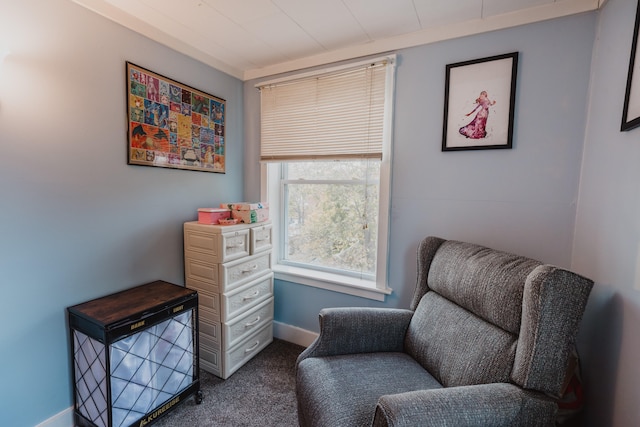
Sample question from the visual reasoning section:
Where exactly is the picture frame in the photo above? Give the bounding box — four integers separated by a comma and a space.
126, 62, 226, 173
442, 52, 518, 151
621, 0, 640, 132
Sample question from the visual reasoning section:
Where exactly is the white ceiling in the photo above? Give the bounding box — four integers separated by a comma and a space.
73, 0, 602, 80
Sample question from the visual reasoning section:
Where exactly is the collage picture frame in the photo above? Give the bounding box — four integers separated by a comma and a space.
126, 62, 226, 173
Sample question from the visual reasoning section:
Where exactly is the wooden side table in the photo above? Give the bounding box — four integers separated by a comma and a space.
68, 280, 202, 427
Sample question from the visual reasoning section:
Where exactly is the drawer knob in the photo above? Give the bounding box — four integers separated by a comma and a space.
242, 290, 260, 300
242, 264, 259, 273
226, 242, 245, 249
245, 316, 261, 327
245, 340, 260, 353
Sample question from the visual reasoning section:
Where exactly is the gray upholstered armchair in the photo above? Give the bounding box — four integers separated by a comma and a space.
296, 236, 593, 426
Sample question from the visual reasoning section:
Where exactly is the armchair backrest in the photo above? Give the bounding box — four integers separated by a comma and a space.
404, 237, 593, 398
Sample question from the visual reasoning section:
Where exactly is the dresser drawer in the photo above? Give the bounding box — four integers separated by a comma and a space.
184, 224, 250, 263
199, 316, 220, 345
250, 223, 272, 254
185, 252, 220, 289
224, 323, 273, 378
186, 284, 220, 315
200, 330, 220, 349
186, 274, 220, 295
199, 305, 220, 323
200, 344, 220, 376
223, 297, 273, 349
184, 226, 219, 255
197, 290, 220, 312
221, 252, 271, 291
220, 230, 251, 262
222, 273, 273, 320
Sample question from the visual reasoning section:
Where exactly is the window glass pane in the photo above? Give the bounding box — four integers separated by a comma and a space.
284, 161, 379, 277
287, 160, 380, 181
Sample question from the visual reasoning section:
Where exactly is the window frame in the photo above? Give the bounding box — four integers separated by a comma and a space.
259, 55, 396, 301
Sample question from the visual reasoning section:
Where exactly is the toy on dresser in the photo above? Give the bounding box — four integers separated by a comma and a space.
197, 202, 269, 225
221, 202, 269, 224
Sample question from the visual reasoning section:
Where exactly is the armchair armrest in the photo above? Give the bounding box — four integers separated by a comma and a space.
373, 383, 557, 427
296, 307, 414, 366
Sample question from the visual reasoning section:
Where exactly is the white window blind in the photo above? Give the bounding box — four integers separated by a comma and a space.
258, 58, 393, 162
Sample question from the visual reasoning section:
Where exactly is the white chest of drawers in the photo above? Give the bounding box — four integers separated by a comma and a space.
184, 221, 273, 379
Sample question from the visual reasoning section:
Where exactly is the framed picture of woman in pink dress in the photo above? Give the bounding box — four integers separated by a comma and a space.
442, 52, 518, 151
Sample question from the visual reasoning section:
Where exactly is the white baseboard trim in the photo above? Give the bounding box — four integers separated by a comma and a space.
35, 406, 73, 427
273, 321, 318, 347
38, 321, 316, 427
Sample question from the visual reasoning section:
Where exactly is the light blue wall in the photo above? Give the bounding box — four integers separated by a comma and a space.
573, 0, 640, 425
0, 1, 244, 426
0, 0, 620, 425
245, 12, 597, 332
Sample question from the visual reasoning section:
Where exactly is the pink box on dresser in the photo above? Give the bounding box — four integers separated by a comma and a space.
197, 208, 231, 224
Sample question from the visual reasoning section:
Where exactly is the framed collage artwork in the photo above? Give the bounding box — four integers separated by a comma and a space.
126, 62, 226, 173
442, 52, 518, 151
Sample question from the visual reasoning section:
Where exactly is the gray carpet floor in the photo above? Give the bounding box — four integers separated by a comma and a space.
152, 339, 305, 427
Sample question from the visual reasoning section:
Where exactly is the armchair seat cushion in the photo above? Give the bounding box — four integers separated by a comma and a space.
297, 352, 443, 426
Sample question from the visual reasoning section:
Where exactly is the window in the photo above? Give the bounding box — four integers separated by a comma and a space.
258, 56, 395, 300
282, 160, 379, 279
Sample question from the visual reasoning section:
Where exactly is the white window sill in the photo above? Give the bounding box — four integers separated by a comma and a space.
272, 264, 392, 302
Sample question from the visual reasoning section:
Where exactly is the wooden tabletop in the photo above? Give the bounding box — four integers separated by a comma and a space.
68, 280, 196, 326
